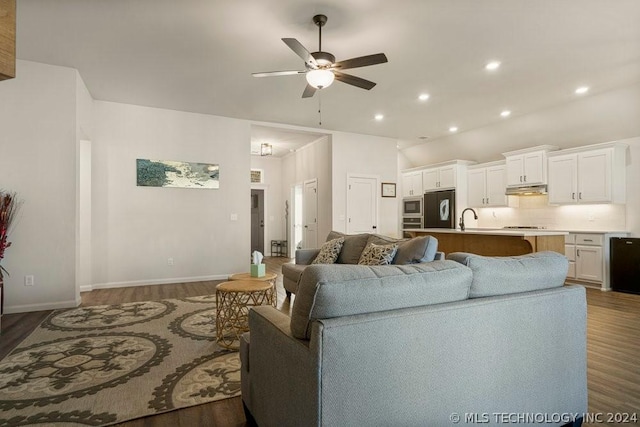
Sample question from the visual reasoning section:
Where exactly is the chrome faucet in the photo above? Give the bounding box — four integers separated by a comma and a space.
459, 208, 478, 231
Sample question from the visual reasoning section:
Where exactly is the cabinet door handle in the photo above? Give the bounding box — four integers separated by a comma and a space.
572, 192, 575, 199
486, 197, 489, 204
577, 249, 580, 256
523, 175, 527, 182
579, 192, 582, 200
519, 175, 523, 182
583, 239, 593, 242
482, 198, 485, 204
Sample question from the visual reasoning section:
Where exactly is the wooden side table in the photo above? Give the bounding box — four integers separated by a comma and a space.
215, 280, 276, 350
228, 272, 277, 286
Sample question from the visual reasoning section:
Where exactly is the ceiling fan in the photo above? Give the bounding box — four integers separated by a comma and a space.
252, 14, 388, 98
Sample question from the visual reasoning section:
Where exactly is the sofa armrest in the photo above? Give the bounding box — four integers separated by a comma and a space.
243, 306, 319, 426
295, 248, 320, 265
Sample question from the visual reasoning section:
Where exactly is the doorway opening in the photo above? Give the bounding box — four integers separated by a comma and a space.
251, 189, 265, 254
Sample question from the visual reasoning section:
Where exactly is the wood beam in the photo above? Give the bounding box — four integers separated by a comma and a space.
0, 0, 16, 81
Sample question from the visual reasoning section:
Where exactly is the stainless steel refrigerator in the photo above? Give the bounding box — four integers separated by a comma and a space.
424, 190, 456, 228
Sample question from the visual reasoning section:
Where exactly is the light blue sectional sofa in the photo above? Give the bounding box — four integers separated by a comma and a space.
241, 251, 587, 427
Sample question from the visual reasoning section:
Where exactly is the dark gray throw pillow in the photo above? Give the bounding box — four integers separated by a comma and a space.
393, 236, 439, 264
326, 231, 370, 264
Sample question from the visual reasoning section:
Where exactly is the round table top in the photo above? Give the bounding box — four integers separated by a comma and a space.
216, 280, 273, 293
228, 272, 277, 282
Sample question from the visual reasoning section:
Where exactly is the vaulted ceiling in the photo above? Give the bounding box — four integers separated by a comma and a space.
16, 0, 640, 147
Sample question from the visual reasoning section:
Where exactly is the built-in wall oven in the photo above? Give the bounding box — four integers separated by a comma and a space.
402, 217, 423, 229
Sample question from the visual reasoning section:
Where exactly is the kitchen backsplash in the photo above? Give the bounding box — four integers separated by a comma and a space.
477, 195, 627, 231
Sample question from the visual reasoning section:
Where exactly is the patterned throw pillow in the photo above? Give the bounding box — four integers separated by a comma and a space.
358, 243, 399, 266
312, 237, 345, 264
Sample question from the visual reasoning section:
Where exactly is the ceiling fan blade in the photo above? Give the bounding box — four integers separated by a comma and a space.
333, 71, 377, 90
302, 84, 317, 98
252, 70, 306, 77
333, 53, 388, 70
282, 38, 318, 68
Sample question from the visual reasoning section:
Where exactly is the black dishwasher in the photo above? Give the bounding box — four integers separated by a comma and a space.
610, 237, 640, 294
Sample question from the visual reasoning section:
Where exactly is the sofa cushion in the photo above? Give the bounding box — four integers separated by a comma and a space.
290, 260, 472, 339
281, 262, 306, 283
326, 231, 370, 264
358, 242, 398, 265
446, 251, 569, 298
340, 233, 440, 265
312, 237, 345, 264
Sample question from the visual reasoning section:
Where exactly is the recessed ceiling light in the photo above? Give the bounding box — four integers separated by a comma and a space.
449, 126, 458, 133
500, 110, 511, 118
485, 61, 501, 71
575, 86, 589, 95
418, 93, 430, 101
374, 114, 384, 121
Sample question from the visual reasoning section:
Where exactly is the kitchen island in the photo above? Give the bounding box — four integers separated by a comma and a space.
405, 228, 567, 256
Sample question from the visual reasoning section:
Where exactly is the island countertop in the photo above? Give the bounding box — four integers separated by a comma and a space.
404, 228, 566, 256
405, 228, 568, 237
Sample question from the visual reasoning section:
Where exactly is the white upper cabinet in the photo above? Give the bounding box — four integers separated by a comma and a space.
503, 146, 558, 187
467, 162, 509, 207
548, 142, 627, 204
422, 164, 457, 191
401, 171, 423, 197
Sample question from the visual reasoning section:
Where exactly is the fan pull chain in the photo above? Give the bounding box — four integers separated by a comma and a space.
318, 91, 322, 125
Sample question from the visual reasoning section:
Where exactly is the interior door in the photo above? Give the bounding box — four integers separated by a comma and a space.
303, 179, 318, 249
251, 189, 264, 254
347, 175, 378, 234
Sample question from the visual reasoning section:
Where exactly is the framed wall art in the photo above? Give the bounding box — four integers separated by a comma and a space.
136, 159, 219, 189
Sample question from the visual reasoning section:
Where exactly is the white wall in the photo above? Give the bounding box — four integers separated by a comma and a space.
281, 136, 332, 243
75, 71, 94, 294
250, 155, 285, 250
331, 132, 400, 238
623, 137, 640, 237
0, 60, 80, 313
91, 101, 251, 289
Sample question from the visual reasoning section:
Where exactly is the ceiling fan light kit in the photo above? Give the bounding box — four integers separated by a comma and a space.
306, 69, 334, 89
252, 14, 388, 98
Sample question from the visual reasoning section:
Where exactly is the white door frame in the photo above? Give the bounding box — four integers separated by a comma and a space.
346, 173, 379, 234
289, 184, 303, 258
302, 178, 318, 249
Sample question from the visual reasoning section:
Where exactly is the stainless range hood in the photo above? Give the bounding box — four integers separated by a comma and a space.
505, 184, 547, 196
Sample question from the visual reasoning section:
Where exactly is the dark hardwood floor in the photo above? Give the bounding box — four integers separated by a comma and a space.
1, 258, 639, 426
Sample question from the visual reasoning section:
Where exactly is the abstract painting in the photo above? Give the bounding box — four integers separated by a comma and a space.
136, 159, 220, 189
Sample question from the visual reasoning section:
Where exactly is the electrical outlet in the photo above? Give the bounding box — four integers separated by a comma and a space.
25, 275, 34, 286
167, 258, 174, 266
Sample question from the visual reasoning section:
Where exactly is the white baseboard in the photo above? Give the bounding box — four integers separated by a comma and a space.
80, 274, 230, 293
4, 298, 80, 314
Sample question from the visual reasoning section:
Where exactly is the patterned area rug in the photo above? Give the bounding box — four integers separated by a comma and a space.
0, 296, 240, 426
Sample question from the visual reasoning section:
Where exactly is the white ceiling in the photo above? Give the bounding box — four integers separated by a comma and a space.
15, 0, 640, 151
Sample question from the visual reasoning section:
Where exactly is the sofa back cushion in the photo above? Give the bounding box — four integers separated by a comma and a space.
368, 234, 439, 264
290, 260, 472, 339
446, 251, 569, 298
326, 231, 370, 264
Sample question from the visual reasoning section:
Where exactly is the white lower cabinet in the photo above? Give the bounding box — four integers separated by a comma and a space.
575, 245, 603, 282
564, 232, 628, 290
